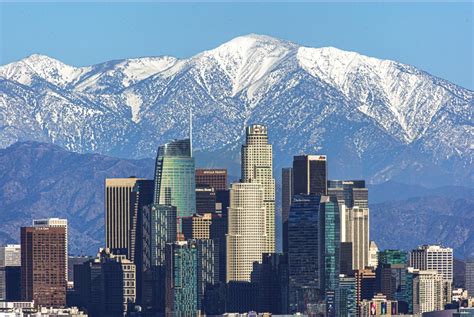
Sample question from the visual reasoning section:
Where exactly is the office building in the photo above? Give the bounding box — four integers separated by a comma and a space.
341, 242, 354, 276
368, 241, 379, 269
376, 250, 409, 307
410, 268, 444, 315
182, 213, 213, 240
241, 124, 276, 253
410, 245, 453, 305
282, 167, 293, 254
195, 239, 219, 311
327, 180, 368, 209
226, 182, 266, 282
320, 196, 340, 298
355, 269, 376, 316
360, 293, 398, 317
339, 275, 357, 317
154, 138, 196, 232
75, 248, 135, 317
0, 245, 20, 301
21, 224, 67, 307
195, 168, 227, 191
288, 194, 322, 314
165, 241, 199, 316
195, 185, 216, 214
293, 155, 327, 196
466, 260, 474, 297
226, 281, 259, 313
347, 207, 370, 270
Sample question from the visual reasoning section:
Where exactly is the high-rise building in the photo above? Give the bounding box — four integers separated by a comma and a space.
75, 248, 136, 317
282, 167, 293, 254
320, 196, 340, 299
241, 124, 275, 253
293, 155, 327, 196
340, 242, 354, 276
347, 207, 370, 270
182, 213, 213, 240
410, 245, 453, 306
105, 178, 144, 257
226, 182, 266, 282
21, 224, 67, 307
466, 260, 474, 298
195, 185, 216, 214
195, 239, 219, 312
195, 169, 227, 191
288, 194, 322, 314
165, 241, 199, 316
0, 245, 20, 301
409, 268, 444, 315
368, 241, 379, 269
376, 250, 409, 309
154, 138, 196, 232
339, 275, 357, 317
327, 180, 368, 209
355, 269, 376, 317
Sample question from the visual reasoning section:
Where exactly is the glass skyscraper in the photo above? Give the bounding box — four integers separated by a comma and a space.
288, 194, 322, 314
154, 138, 196, 232
320, 196, 340, 295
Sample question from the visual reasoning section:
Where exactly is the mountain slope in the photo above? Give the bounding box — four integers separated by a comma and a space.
0, 34, 472, 186
0, 141, 154, 254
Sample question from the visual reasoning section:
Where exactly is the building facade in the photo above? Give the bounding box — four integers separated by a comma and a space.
226, 182, 266, 282
293, 155, 328, 196
410, 268, 444, 315
288, 194, 322, 314
241, 124, 275, 254
154, 138, 196, 232
0, 245, 20, 301
195, 169, 227, 191
21, 225, 67, 307
281, 167, 293, 254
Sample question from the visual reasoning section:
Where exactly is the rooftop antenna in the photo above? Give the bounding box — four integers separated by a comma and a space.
189, 108, 193, 157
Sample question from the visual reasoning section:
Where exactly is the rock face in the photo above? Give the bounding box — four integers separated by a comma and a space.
0, 141, 154, 254
0, 34, 472, 186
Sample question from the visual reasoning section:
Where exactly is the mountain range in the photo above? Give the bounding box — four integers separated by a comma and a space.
0, 34, 472, 186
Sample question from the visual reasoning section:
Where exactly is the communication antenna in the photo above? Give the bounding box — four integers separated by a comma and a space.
189, 108, 193, 156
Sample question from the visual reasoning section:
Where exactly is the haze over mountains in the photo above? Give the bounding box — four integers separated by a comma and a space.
0, 34, 472, 186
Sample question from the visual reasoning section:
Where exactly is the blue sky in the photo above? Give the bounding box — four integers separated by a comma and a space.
0, 2, 472, 89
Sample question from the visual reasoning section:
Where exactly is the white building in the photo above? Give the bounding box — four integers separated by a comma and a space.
345, 207, 370, 270
410, 268, 444, 314
241, 124, 275, 254
368, 241, 379, 269
226, 182, 266, 282
410, 245, 453, 305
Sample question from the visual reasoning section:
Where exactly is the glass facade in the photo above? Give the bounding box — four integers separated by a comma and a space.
339, 275, 357, 317
154, 138, 196, 232
320, 197, 340, 294
327, 180, 368, 208
166, 241, 199, 316
288, 194, 322, 314
149, 204, 177, 266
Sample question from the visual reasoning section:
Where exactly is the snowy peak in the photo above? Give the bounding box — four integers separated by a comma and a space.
0, 54, 89, 87
192, 34, 297, 97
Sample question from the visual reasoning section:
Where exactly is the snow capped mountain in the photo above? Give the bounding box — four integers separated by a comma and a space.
0, 34, 472, 185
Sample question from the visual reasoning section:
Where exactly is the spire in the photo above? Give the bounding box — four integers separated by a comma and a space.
189, 108, 193, 156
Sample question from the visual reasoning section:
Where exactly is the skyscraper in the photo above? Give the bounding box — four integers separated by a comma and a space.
466, 259, 474, 298
409, 268, 444, 315
320, 196, 340, 299
0, 245, 20, 301
288, 194, 322, 314
226, 182, 266, 282
241, 124, 275, 253
21, 224, 67, 307
293, 155, 327, 196
376, 250, 409, 306
339, 275, 357, 317
165, 241, 199, 316
195, 169, 227, 191
410, 245, 453, 306
327, 180, 368, 209
281, 167, 293, 254
195, 185, 216, 214
346, 207, 370, 270
355, 269, 376, 317
105, 177, 144, 258
154, 138, 196, 232
368, 241, 379, 269
195, 239, 219, 312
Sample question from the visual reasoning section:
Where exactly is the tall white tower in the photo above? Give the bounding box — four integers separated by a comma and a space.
226, 183, 266, 282
241, 124, 275, 253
